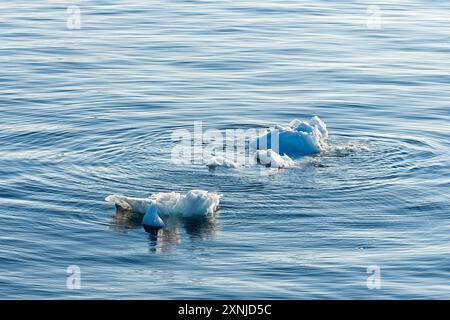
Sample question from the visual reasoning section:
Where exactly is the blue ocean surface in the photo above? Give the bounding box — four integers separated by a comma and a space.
0, 1, 449, 299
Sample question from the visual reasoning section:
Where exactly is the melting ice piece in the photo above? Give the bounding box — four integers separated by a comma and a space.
256, 149, 295, 168
255, 116, 328, 157
206, 156, 239, 169
105, 190, 222, 231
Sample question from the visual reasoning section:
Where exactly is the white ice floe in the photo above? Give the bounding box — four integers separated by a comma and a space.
255, 149, 295, 168
255, 116, 328, 157
206, 156, 239, 169
105, 190, 222, 230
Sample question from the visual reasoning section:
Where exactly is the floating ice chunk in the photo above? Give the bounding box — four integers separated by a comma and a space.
255, 149, 295, 168
105, 190, 222, 231
177, 189, 222, 217
105, 190, 221, 217
206, 156, 239, 169
255, 116, 328, 156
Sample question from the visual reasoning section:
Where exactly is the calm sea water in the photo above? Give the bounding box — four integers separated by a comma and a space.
1, 1, 449, 299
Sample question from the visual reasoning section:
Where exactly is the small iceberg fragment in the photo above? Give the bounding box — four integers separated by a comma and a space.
255, 149, 295, 168
255, 116, 328, 157
106, 190, 222, 232
206, 156, 239, 169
